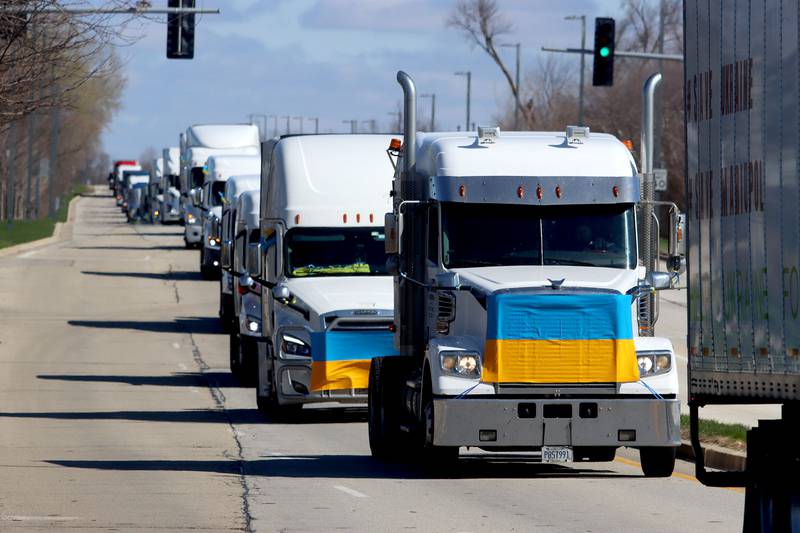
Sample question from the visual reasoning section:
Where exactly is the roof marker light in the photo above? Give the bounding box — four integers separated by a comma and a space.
295, 214, 301, 224
343, 213, 348, 223
517, 186, 524, 199
369, 213, 374, 223
612, 185, 620, 197
459, 185, 466, 197
555, 186, 562, 198
356, 213, 361, 223
536, 185, 543, 200
623, 139, 634, 151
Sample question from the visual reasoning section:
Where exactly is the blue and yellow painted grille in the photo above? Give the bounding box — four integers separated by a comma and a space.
482, 293, 639, 384
310, 330, 399, 391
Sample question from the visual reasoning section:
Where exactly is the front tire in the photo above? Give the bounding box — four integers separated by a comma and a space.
368, 357, 408, 460
640, 447, 676, 477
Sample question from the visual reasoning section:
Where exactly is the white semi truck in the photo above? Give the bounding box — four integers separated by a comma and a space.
160, 147, 181, 224
367, 72, 685, 475
685, 1, 800, 529
220, 174, 261, 333
195, 154, 261, 279
180, 124, 260, 249
149, 157, 163, 223
250, 134, 397, 414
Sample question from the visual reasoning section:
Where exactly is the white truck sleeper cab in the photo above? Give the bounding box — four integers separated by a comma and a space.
219, 174, 261, 330
180, 124, 260, 249
199, 155, 261, 280
160, 147, 182, 224
369, 71, 684, 477
255, 134, 398, 415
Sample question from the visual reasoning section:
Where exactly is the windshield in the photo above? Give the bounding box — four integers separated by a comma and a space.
285, 227, 387, 277
441, 202, 636, 269
191, 167, 205, 189
209, 181, 226, 207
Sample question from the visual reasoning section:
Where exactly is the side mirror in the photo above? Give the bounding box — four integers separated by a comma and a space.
220, 240, 233, 269
645, 271, 671, 290
272, 284, 291, 302
435, 271, 461, 289
246, 242, 262, 278
190, 188, 203, 207
668, 209, 686, 274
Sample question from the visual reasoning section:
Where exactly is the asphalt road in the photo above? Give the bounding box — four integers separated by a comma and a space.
0, 191, 745, 532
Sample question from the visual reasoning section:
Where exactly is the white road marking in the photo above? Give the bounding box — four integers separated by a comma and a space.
0, 515, 80, 522
172, 342, 181, 350
334, 485, 367, 498
17, 250, 40, 259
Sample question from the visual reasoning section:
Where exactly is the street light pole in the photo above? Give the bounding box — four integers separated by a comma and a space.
565, 15, 586, 126
342, 120, 357, 133
420, 93, 436, 131
307, 117, 319, 134
454, 71, 471, 132
500, 43, 521, 129
283, 115, 290, 135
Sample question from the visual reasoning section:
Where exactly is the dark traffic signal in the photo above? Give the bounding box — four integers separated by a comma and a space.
592, 17, 615, 86
167, 0, 195, 59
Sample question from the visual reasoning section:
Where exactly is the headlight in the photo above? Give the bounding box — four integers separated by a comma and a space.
246, 315, 261, 333
637, 351, 672, 377
439, 351, 481, 377
281, 334, 311, 356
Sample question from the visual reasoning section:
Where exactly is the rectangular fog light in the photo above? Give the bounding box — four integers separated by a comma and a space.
479, 430, 497, 442
618, 429, 637, 442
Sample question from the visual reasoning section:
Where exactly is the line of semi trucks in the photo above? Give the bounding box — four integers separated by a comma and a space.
103, 2, 800, 524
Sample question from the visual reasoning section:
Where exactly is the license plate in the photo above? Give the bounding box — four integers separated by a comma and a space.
541, 446, 573, 463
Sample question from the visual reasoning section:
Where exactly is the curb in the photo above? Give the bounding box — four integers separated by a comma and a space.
677, 440, 746, 472
0, 193, 83, 259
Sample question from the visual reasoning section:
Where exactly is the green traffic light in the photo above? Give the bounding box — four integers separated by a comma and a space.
600, 46, 611, 58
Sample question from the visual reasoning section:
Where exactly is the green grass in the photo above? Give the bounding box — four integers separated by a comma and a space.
0, 185, 89, 250
680, 414, 748, 445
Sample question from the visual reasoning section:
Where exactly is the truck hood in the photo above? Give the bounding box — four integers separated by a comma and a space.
454, 265, 640, 294
284, 276, 393, 316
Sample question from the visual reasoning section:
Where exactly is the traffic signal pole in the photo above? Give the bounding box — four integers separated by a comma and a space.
541, 47, 682, 62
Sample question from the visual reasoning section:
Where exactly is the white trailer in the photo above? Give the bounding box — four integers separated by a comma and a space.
685, 1, 800, 528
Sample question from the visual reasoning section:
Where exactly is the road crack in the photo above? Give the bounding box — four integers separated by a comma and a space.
170, 273, 254, 533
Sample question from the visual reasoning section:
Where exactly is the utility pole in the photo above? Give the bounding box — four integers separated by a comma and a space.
420, 93, 436, 131
293, 116, 303, 134
342, 120, 357, 133
565, 15, 586, 126
283, 115, 290, 135
499, 43, 521, 129
307, 117, 319, 134
454, 71, 471, 132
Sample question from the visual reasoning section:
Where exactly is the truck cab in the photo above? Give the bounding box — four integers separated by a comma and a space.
368, 72, 685, 475
228, 189, 262, 383
196, 155, 261, 280
149, 157, 163, 223
159, 147, 181, 224
115, 162, 141, 207
253, 134, 397, 415
121, 170, 149, 215
181, 124, 260, 249
219, 174, 261, 330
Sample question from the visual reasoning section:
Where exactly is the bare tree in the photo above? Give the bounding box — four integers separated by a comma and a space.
447, 0, 533, 126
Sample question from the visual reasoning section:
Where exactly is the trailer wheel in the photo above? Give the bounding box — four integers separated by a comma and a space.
640, 447, 676, 477
368, 357, 406, 460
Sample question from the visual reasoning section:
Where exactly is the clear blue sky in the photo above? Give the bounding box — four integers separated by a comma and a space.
103, 0, 627, 159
